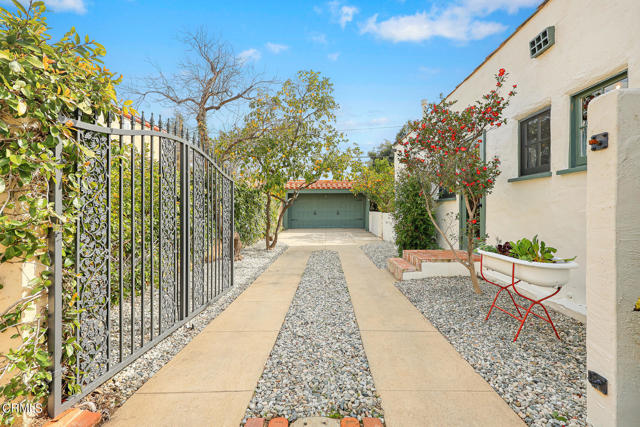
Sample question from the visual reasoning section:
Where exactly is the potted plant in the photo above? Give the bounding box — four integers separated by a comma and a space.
477, 236, 578, 287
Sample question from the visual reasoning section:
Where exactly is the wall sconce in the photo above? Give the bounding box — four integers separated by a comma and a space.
589, 132, 608, 151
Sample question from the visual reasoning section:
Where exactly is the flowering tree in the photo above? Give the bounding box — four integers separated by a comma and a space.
399, 69, 517, 294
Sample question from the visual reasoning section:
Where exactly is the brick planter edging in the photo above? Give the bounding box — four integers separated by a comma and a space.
245, 417, 385, 426
43, 408, 101, 427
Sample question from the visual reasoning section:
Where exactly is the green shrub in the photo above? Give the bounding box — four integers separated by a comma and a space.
233, 181, 279, 246
234, 181, 265, 245
393, 172, 438, 255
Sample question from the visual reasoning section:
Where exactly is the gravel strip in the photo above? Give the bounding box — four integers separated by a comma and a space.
361, 241, 397, 269
243, 250, 384, 424
82, 242, 288, 422
395, 276, 586, 426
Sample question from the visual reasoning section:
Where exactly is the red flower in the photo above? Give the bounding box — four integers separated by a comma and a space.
498, 68, 505, 76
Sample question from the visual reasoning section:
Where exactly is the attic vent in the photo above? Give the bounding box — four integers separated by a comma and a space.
529, 26, 555, 58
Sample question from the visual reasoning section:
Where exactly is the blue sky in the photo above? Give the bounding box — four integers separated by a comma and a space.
8, 0, 541, 153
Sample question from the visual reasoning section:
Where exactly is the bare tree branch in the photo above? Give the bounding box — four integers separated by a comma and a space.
126, 27, 273, 157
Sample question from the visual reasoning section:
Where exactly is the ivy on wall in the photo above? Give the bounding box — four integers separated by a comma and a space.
0, 1, 121, 423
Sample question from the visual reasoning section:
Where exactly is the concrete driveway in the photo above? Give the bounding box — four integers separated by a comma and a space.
108, 227, 522, 427
277, 228, 380, 247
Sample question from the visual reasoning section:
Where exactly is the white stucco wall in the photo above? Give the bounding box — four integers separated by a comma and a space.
381, 213, 396, 243
585, 89, 640, 427
368, 211, 383, 238
439, 0, 640, 315
434, 198, 459, 250
368, 211, 396, 243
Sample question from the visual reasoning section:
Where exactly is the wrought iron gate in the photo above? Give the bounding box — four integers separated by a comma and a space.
47, 113, 234, 416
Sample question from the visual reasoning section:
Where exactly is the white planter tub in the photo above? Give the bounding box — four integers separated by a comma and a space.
477, 250, 578, 288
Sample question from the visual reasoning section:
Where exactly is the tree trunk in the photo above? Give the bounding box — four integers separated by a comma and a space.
265, 194, 272, 250
267, 200, 291, 250
467, 230, 482, 294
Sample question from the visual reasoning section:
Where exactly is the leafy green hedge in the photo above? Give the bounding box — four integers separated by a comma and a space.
0, 2, 122, 423
392, 172, 438, 255
234, 181, 279, 247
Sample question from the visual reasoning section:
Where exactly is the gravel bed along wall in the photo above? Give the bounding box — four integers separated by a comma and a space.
360, 241, 397, 269
395, 276, 586, 427
243, 250, 384, 424
82, 242, 288, 421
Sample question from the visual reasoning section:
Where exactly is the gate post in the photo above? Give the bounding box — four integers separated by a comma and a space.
585, 88, 640, 426
47, 142, 63, 417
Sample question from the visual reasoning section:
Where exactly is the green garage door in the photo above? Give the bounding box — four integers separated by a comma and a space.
287, 193, 365, 229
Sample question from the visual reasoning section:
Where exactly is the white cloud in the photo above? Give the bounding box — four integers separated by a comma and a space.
327, 52, 340, 61
329, 1, 359, 28
370, 117, 390, 125
310, 33, 328, 45
418, 66, 439, 74
360, 0, 539, 42
7, 0, 87, 13
338, 116, 391, 128
237, 48, 261, 63
464, 0, 541, 14
265, 42, 289, 54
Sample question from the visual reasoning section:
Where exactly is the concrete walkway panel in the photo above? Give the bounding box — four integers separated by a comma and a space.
107, 390, 252, 427
360, 330, 492, 392
382, 390, 523, 427
136, 330, 279, 393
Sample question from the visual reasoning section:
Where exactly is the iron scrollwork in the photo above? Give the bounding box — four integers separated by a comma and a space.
76, 129, 110, 386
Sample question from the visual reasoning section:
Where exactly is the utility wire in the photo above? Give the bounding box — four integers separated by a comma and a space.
337, 124, 404, 132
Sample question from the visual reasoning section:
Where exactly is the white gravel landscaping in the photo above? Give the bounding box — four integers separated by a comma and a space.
396, 276, 586, 427
81, 242, 288, 421
361, 241, 397, 269
242, 250, 384, 424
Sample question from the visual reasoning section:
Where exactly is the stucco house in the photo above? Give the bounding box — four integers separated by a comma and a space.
394, 0, 640, 320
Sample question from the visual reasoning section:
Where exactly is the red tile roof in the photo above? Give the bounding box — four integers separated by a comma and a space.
285, 180, 354, 190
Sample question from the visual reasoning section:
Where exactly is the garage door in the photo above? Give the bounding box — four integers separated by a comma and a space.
287, 193, 365, 229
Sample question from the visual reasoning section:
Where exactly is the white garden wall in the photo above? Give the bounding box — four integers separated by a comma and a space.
368, 211, 395, 243
585, 89, 640, 427
381, 213, 395, 243
368, 211, 382, 238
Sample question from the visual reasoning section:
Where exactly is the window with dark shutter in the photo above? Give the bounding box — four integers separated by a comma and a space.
519, 108, 551, 176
